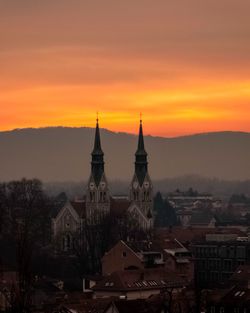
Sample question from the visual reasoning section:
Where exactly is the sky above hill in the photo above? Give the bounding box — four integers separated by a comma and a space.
1, 0, 250, 136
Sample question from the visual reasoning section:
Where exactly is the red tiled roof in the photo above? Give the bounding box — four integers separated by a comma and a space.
125, 240, 160, 253
93, 268, 186, 292
70, 201, 86, 218
154, 227, 247, 245
122, 238, 187, 255
230, 265, 250, 286
110, 198, 130, 218
211, 286, 250, 306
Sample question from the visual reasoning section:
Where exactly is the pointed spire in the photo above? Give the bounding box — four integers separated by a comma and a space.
136, 117, 147, 156
91, 116, 104, 186
92, 113, 103, 155
134, 117, 148, 186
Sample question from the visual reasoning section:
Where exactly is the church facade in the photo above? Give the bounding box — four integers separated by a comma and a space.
52, 119, 154, 251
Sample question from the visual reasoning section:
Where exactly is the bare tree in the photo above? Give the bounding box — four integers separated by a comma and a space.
0, 179, 51, 313
73, 211, 150, 278
73, 212, 116, 276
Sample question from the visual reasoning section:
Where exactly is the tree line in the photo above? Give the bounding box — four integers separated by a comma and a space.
0, 178, 178, 312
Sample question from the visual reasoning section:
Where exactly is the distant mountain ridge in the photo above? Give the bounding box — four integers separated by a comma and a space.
0, 127, 250, 182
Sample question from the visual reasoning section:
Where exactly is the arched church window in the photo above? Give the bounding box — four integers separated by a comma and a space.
91, 192, 95, 202
133, 191, 136, 200
63, 234, 71, 251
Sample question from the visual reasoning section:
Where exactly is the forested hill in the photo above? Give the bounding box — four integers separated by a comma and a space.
0, 127, 250, 182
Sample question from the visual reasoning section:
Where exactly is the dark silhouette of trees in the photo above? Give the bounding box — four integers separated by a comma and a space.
73, 212, 149, 277
73, 213, 115, 276
0, 178, 51, 313
230, 193, 250, 204
154, 192, 177, 227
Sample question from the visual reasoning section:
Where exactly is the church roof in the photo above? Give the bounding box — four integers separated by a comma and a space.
110, 197, 130, 217
70, 201, 86, 219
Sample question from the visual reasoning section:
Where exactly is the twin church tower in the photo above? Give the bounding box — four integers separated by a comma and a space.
52, 118, 153, 251
86, 118, 153, 230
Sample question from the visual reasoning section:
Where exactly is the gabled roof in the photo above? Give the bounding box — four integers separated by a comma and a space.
70, 201, 86, 219
219, 286, 250, 306
230, 265, 250, 287
52, 200, 86, 221
93, 268, 186, 292
110, 197, 130, 217
125, 240, 159, 253
102, 240, 143, 263
128, 202, 151, 222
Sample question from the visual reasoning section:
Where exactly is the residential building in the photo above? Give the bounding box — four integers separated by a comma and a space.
192, 233, 250, 288
102, 240, 164, 275
92, 268, 186, 300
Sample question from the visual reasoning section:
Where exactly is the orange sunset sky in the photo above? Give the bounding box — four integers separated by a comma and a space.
1, 0, 250, 137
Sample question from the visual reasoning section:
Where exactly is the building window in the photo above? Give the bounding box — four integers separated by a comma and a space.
122, 251, 127, 257
85, 279, 90, 289
90, 191, 95, 202
220, 307, 225, 313
136, 191, 139, 200
133, 191, 136, 200
63, 234, 71, 251
236, 246, 245, 258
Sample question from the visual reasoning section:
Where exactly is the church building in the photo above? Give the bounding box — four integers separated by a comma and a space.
128, 119, 154, 230
52, 118, 154, 251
